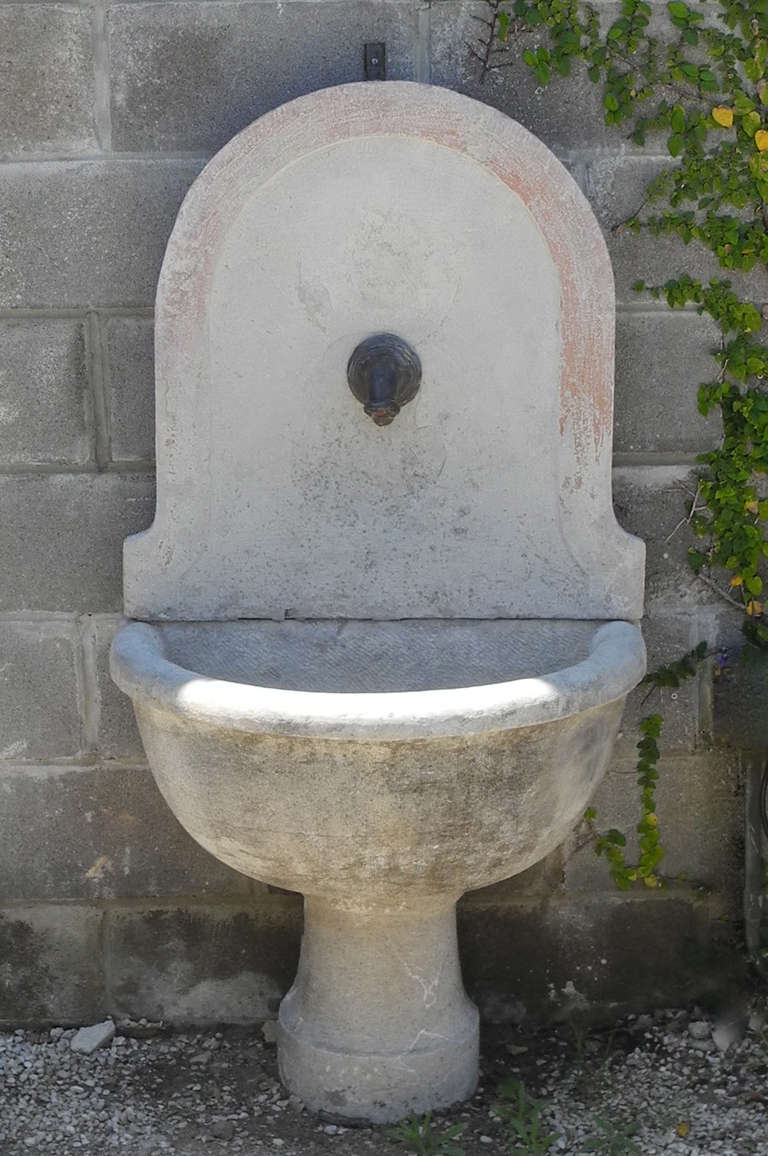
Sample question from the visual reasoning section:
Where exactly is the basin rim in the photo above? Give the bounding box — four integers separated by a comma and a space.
110, 619, 646, 741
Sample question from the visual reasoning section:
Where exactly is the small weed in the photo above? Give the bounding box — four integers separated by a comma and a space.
582, 1115, 641, 1155
388, 1111, 465, 1156
493, 1078, 561, 1154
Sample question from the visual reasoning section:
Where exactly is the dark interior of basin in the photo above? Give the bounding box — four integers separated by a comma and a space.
155, 620, 603, 694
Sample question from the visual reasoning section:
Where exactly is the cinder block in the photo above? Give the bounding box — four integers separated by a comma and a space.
0, 6, 97, 157
0, 160, 204, 309
0, 319, 91, 466
587, 155, 768, 305
459, 891, 739, 1021
82, 615, 145, 761
109, 1, 420, 153
0, 473, 155, 613
0, 620, 81, 762
104, 317, 155, 462
0, 764, 251, 902
614, 311, 721, 455
429, 0, 611, 153
564, 752, 742, 894
105, 903, 302, 1023
612, 465, 709, 611
0, 905, 105, 1026
712, 627, 768, 751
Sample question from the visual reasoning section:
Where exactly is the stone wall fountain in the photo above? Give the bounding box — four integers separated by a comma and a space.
111, 82, 646, 1123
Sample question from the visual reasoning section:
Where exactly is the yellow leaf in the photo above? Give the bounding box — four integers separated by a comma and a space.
730, 574, 744, 586
676, 1123, 690, 1138
712, 106, 734, 127
746, 500, 759, 514
755, 130, 768, 151
643, 874, 659, 888
747, 600, 764, 615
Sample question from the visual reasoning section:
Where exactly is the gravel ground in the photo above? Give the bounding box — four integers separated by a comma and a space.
2, 1003, 768, 1155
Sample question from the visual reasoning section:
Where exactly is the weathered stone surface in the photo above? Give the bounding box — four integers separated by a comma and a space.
429, 0, 610, 153
0, 160, 203, 308
464, 850, 563, 903
0, 473, 154, 613
71, 1019, 115, 1054
112, 619, 639, 895
104, 317, 154, 463
113, 616, 641, 1117
0, 620, 81, 762
83, 616, 145, 761
459, 892, 741, 1021
109, 2, 419, 152
0, 905, 104, 1026
613, 465, 707, 611
614, 311, 722, 455
0, 6, 97, 157
564, 752, 742, 894
0, 319, 90, 465
279, 896, 479, 1122
105, 904, 302, 1023
125, 82, 643, 621
0, 764, 251, 902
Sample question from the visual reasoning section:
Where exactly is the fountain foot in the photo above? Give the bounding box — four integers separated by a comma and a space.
276, 895, 479, 1123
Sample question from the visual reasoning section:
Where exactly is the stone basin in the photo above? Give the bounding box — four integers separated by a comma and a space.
110, 616, 645, 1122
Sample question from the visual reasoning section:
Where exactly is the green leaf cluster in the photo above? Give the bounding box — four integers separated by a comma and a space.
388, 1112, 465, 1156
630, 278, 768, 623
641, 640, 708, 687
493, 1079, 562, 1154
591, 714, 665, 890
583, 1115, 641, 1155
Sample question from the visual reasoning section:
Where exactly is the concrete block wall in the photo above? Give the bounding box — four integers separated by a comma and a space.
0, 0, 757, 1026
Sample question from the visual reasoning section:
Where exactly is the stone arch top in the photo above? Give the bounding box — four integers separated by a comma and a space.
124, 82, 644, 621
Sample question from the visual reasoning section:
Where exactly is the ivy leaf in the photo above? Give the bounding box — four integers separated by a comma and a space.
734, 92, 756, 114
668, 133, 684, 156
712, 106, 734, 127
742, 110, 762, 137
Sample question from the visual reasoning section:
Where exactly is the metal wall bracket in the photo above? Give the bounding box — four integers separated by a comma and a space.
364, 43, 386, 80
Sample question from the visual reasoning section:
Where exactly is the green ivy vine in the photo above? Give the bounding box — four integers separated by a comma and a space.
584, 644, 707, 889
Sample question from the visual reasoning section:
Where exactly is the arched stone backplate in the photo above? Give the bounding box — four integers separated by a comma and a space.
124, 82, 644, 621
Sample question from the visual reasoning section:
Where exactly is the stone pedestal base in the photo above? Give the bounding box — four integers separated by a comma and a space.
277, 895, 479, 1123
